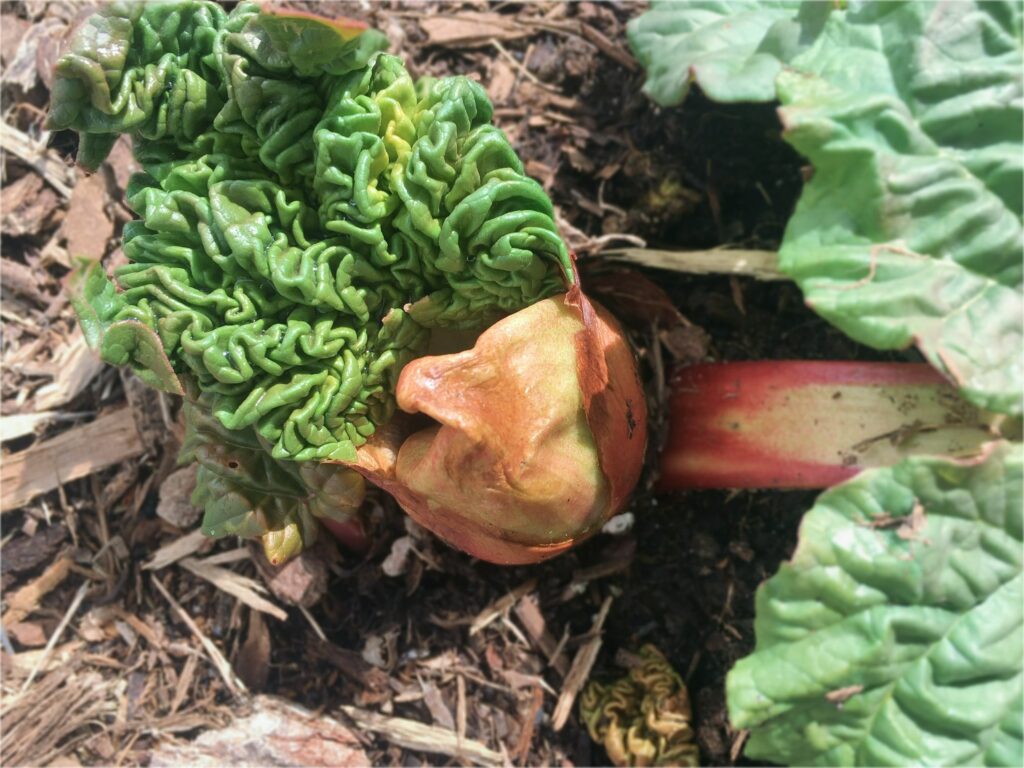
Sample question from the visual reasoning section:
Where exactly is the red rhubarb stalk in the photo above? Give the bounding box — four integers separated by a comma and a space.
658, 361, 996, 491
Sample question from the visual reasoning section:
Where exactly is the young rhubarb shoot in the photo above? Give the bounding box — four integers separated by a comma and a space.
659, 361, 1000, 491
50, 2, 647, 564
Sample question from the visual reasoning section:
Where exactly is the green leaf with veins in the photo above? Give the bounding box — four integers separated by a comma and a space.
777, 2, 1023, 417
727, 442, 1023, 766
50, 1, 573, 467
626, 0, 813, 105
180, 400, 365, 565
629, 1, 1023, 416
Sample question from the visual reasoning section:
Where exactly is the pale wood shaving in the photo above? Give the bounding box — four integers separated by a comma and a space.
1, 640, 84, 677
33, 331, 106, 410
469, 578, 537, 636
514, 594, 569, 677
2, 408, 145, 511
151, 696, 368, 767
168, 652, 199, 716
552, 595, 613, 731
419, 13, 532, 47
0, 410, 88, 442
178, 556, 287, 621
142, 530, 208, 571
341, 705, 503, 766
0, 120, 75, 197
20, 581, 89, 692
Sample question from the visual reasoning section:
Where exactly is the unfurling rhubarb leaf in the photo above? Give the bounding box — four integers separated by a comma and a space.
51, 2, 597, 560
340, 288, 647, 565
580, 645, 699, 767
727, 442, 1023, 767
52, 0, 572, 464
629, 1, 1024, 417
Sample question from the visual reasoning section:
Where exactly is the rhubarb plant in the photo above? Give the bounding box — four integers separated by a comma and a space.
52, 2, 647, 564
630, 0, 1023, 417
629, 1, 1023, 765
727, 444, 1023, 766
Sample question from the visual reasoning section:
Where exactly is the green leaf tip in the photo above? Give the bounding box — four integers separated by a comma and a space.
727, 441, 1023, 766
52, 0, 573, 464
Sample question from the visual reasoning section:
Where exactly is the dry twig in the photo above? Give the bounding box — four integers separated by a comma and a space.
341, 705, 503, 766
552, 595, 614, 730
150, 575, 248, 700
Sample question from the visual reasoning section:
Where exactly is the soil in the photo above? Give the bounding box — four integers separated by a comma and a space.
1, 2, 910, 766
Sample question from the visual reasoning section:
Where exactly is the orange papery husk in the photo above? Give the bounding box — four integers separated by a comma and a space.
338, 286, 648, 565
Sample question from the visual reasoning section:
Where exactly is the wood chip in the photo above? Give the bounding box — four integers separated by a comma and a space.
419, 13, 532, 47
578, 21, 637, 71
151, 695, 368, 767
1, 640, 83, 677
456, 674, 466, 749
19, 581, 89, 692
561, 552, 634, 601
33, 331, 107, 410
143, 529, 209, 571
178, 556, 288, 621
251, 544, 328, 608
2, 556, 71, 625
1, 174, 60, 236
551, 595, 613, 731
514, 594, 569, 677
61, 173, 114, 261
156, 465, 200, 529
0, 15, 30, 67
234, 610, 271, 690
470, 578, 537, 636
103, 136, 140, 192
5, 620, 48, 647
486, 59, 516, 104
0, 121, 75, 198
341, 705, 503, 766
513, 685, 544, 762
420, 680, 455, 730
0, 411, 62, 442
0, 523, 67, 575
730, 729, 749, 763
311, 639, 388, 690
1, 407, 145, 511
168, 652, 199, 716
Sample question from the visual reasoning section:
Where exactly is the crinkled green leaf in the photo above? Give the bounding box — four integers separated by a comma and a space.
181, 400, 365, 564
626, 0, 816, 105
629, 1, 1024, 416
104, 321, 184, 395
67, 258, 124, 349
51, 1, 573, 464
727, 442, 1023, 766
777, 1, 1023, 416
